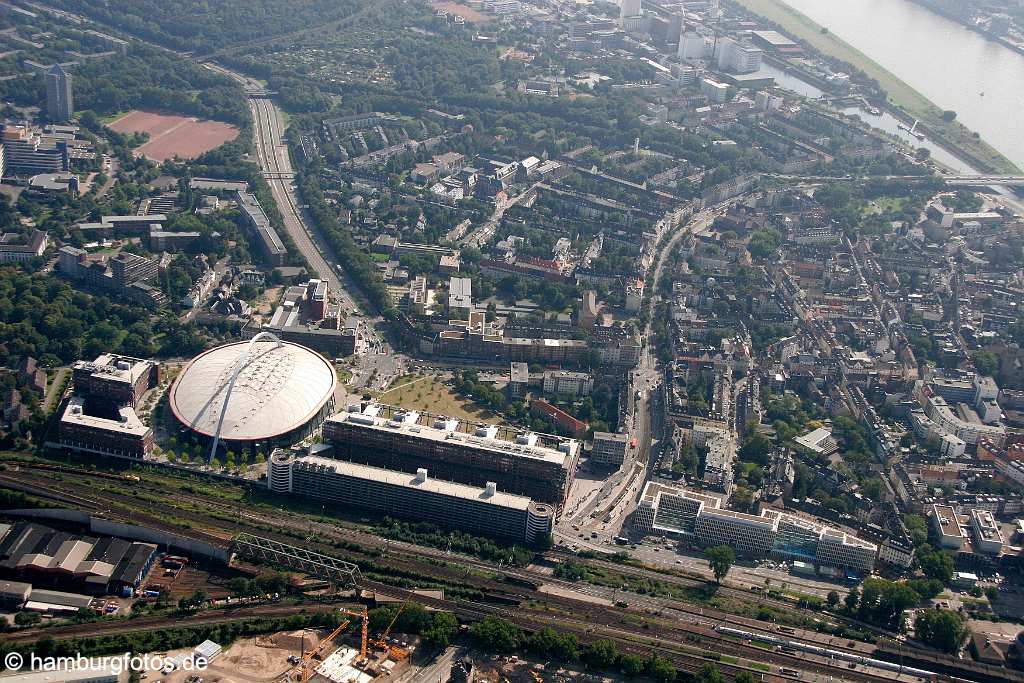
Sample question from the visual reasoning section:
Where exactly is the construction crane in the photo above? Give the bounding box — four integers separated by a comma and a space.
293, 606, 369, 683
296, 618, 349, 683
338, 605, 369, 659
372, 603, 406, 651
372, 603, 410, 661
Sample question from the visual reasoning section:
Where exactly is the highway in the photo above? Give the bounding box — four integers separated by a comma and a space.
205, 62, 405, 390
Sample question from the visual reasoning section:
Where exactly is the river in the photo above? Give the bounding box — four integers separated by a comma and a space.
754, 62, 980, 172
776, 0, 1024, 171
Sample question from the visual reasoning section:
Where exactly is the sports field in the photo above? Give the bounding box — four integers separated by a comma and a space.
108, 110, 240, 162
430, 1, 489, 24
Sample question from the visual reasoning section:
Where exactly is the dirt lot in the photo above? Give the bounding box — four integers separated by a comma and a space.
144, 636, 295, 683
430, 1, 489, 23
108, 110, 240, 162
141, 562, 243, 602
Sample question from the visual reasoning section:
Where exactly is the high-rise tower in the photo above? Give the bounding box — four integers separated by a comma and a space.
46, 64, 73, 122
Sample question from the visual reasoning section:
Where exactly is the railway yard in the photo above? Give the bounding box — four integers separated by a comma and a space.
0, 459, 1012, 683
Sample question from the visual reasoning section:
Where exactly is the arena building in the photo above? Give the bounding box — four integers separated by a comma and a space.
169, 335, 336, 454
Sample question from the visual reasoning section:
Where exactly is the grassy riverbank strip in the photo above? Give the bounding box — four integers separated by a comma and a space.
731, 0, 1021, 173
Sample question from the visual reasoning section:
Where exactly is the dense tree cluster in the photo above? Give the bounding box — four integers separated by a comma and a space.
373, 517, 539, 566
53, 0, 360, 54
0, 44, 246, 125
367, 603, 459, 648
915, 609, 966, 653
846, 578, 921, 631
296, 173, 392, 312
383, 33, 501, 99
0, 268, 154, 364
469, 618, 677, 681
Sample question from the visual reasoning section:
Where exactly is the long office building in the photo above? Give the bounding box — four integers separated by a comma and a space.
269, 452, 554, 543
323, 404, 579, 506
435, 311, 641, 367
636, 482, 877, 573
1, 125, 68, 176
56, 396, 153, 459
235, 190, 287, 266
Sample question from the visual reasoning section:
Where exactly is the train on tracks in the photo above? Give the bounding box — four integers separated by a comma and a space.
715, 626, 938, 681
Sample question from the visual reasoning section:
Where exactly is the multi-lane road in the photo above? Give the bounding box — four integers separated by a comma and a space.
204, 62, 405, 391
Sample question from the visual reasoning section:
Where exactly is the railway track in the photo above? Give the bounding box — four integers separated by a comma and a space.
0, 464, 926, 683
0, 463, 843, 646
1, 604, 332, 644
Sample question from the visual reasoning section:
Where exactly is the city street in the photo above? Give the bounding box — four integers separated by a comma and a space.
555, 206, 723, 549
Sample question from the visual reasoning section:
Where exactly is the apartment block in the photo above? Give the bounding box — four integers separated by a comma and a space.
542, 370, 594, 397
0, 230, 48, 263
930, 503, 966, 550
970, 508, 1004, 554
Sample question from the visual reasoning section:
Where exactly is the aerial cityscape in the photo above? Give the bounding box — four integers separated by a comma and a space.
0, 1, 1023, 683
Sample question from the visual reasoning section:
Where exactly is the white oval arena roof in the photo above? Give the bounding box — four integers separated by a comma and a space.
170, 340, 336, 442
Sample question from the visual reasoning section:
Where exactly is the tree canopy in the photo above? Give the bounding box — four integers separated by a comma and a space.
705, 546, 735, 584
915, 609, 965, 654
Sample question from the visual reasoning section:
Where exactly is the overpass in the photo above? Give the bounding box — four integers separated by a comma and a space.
767, 172, 1024, 187
943, 175, 1024, 187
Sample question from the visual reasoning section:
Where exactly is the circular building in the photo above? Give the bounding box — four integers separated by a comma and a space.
169, 337, 336, 453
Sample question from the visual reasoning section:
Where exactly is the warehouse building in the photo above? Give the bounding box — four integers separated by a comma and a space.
270, 452, 554, 543
323, 404, 579, 506
0, 579, 32, 608
0, 521, 157, 595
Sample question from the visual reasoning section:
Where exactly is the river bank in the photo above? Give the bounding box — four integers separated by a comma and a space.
906, 0, 1024, 57
730, 0, 1021, 174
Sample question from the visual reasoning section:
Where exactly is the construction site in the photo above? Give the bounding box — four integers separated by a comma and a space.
139, 603, 416, 683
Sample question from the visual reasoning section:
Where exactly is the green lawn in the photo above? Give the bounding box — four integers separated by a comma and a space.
375, 375, 503, 424
862, 196, 906, 215
734, 0, 1020, 173
98, 110, 132, 125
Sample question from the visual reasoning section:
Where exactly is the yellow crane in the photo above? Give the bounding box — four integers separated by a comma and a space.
338, 605, 369, 659
373, 603, 405, 650
294, 606, 369, 683
373, 603, 410, 660
297, 618, 349, 683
